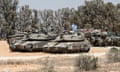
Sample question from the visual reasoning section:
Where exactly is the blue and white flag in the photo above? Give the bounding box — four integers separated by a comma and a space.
72, 23, 77, 31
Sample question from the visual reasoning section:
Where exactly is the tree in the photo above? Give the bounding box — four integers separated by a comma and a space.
18, 5, 33, 32
0, 0, 18, 37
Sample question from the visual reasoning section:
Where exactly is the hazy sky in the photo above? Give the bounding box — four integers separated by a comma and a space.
19, 0, 120, 10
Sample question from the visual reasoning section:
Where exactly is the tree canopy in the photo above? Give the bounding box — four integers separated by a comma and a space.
0, 0, 120, 39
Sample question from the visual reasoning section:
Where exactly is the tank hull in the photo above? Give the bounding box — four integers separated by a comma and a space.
43, 42, 90, 53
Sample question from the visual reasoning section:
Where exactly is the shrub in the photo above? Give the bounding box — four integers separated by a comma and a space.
76, 55, 98, 71
107, 47, 120, 63
41, 57, 55, 72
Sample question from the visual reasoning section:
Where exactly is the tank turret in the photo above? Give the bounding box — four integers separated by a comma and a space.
43, 31, 91, 53
7, 33, 56, 51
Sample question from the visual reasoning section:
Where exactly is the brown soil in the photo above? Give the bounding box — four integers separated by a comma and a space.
0, 41, 119, 72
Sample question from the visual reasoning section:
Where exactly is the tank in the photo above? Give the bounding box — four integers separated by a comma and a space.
7, 33, 56, 51
90, 31, 120, 46
105, 34, 120, 46
90, 31, 107, 46
7, 32, 27, 51
7, 31, 91, 53
43, 31, 91, 53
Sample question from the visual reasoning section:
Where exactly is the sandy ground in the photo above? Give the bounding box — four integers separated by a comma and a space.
0, 41, 119, 72
0, 41, 109, 56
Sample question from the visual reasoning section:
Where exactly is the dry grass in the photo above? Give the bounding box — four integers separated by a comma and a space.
107, 47, 120, 63
75, 55, 98, 71
0, 40, 119, 72
0, 55, 120, 72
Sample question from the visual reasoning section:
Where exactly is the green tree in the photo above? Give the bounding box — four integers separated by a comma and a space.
0, 0, 18, 36
18, 5, 33, 32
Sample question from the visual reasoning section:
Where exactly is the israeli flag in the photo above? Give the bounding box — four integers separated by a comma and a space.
72, 23, 77, 31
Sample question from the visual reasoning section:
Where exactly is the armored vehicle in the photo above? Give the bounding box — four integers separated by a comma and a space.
7, 33, 56, 51
7, 31, 90, 53
105, 33, 120, 46
90, 30, 107, 46
7, 32, 28, 51
90, 31, 120, 46
43, 31, 91, 53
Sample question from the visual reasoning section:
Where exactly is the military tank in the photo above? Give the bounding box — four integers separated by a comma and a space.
43, 31, 91, 53
7, 32, 28, 51
90, 30, 107, 46
105, 32, 120, 46
7, 33, 56, 51
90, 31, 120, 46
7, 31, 90, 53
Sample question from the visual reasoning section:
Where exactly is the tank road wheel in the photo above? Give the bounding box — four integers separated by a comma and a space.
8, 40, 17, 52
63, 49, 68, 53
26, 44, 33, 52
80, 44, 90, 53
84, 47, 90, 52
9, 45, 16, 52
83, 48, 90, 52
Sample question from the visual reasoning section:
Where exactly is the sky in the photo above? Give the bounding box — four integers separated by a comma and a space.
19, 0, 120, 10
